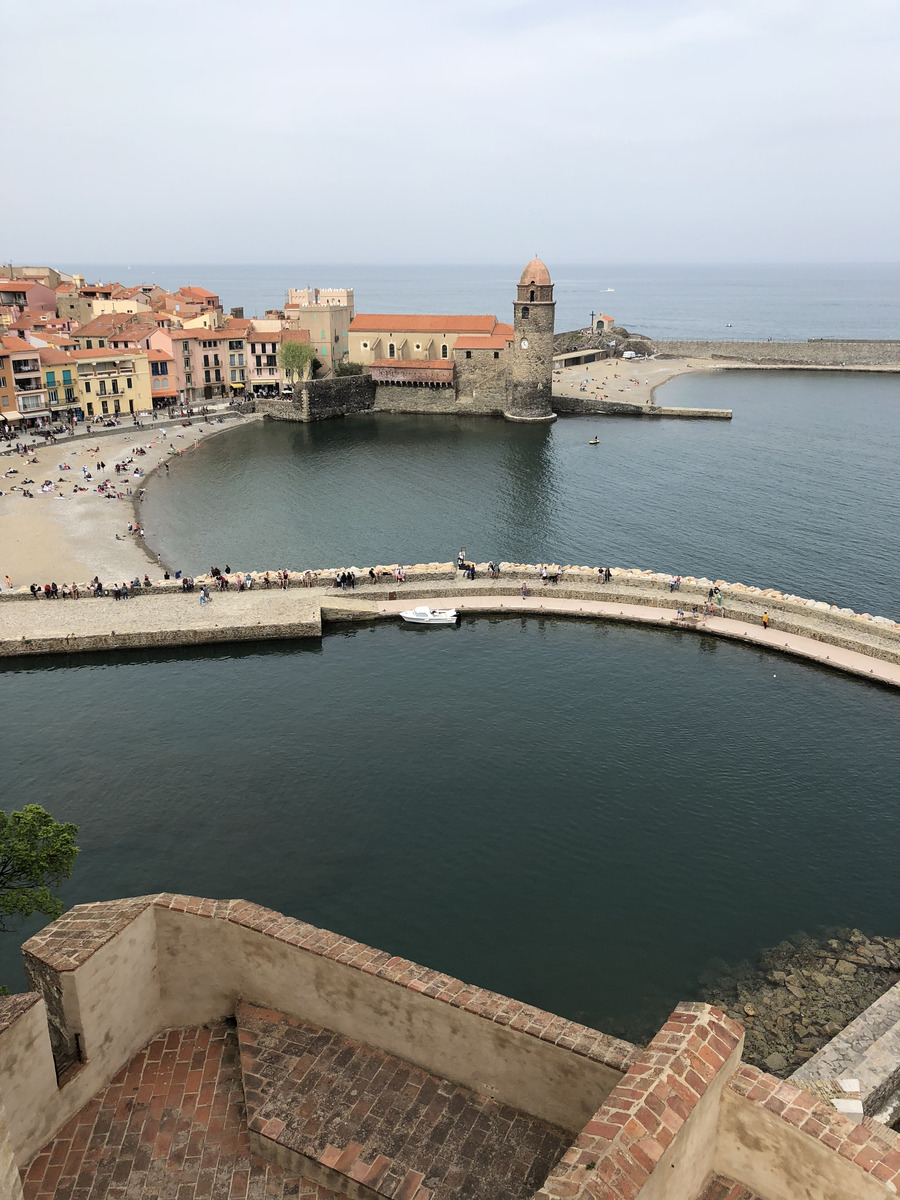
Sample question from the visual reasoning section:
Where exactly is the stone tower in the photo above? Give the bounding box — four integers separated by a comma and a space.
504, 256, 556, 423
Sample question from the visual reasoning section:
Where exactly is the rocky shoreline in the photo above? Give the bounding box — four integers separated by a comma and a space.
698, 929, 900, 1077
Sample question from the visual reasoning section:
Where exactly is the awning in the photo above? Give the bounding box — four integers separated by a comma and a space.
1, 411, 23, 423
232, 383, 245, 389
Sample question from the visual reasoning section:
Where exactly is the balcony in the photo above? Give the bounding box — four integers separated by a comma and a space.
15, 379, 43, 393
12, 360, 40, 375
18, 394, 47, 412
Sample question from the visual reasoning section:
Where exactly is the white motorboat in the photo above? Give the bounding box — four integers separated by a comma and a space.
400, 605, 459, 626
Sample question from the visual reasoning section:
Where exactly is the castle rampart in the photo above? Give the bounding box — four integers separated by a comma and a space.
5, 897, 900, 1198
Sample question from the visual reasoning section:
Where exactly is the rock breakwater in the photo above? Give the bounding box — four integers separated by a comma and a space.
698, 930, 900, 1077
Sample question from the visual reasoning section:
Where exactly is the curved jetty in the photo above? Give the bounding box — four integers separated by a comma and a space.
1, 563, 898, 686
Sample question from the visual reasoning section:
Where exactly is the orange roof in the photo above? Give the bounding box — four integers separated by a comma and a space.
280, 329, 310, 344
38, 347, 73, 366
454, 335, 512, 350
56, 282, 76, 293
177, 286, 218, 299
350, 314, 498, 334
370, 359, 454, 370
67, 347, 144, 359
145, 348, 174, 361
75, 312, 154, 337
493, 322, 514, 338
519, 257, 551, 286
169, 327, 236, 341
1, 336, 36, 354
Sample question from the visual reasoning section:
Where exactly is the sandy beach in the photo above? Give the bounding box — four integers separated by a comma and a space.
552, 355, 720, 407
0, 415, 257, 589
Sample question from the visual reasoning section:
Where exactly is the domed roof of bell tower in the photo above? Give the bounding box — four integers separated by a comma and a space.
519, 257, 551, 287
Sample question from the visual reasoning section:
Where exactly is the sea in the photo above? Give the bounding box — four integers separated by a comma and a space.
3, 263, 899, 1039
57, 261, 900, 341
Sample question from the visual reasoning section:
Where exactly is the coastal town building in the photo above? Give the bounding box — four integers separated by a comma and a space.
68, 346, 153, 419
0, 278, 58, 329
55, 280, 152, 325
0, 336, 48, 426
284, 287, 354, 373
38, 347, 79, 422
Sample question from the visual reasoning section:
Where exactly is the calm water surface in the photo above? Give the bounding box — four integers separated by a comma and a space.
2, 620, 898, 1041
144, 371, 900, 619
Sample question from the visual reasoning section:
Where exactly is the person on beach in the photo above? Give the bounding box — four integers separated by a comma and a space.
762, 611, 770, 630
4, 575, 10, 590
521, 583, 527, 599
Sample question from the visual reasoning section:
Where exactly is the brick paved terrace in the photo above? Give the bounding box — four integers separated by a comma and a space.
238, 1002, 570, 1200
21, 1023, 345, 1200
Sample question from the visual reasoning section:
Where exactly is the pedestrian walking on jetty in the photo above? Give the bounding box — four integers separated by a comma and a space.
762, 611, 770, 630
521, 583, 527, 600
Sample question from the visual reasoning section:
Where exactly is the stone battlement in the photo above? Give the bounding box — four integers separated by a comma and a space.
4, 896, 900, 1198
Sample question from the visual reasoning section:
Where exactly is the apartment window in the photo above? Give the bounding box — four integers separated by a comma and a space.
239, 368, 245, 381
228, 340, 242, 351
183, 357, 190, 370
99, 340, 105, 348
111, 379, 119, 394
86, 339, 93, 349
204, 370, 211, 383
101, 400, 109, 414
203, 354, 210, 368
185, 373, 192, 385
229, 354, 236, 367
98, 380, 107, 395
126, 376, 133, 388
254, 355, 262, 368
231, 369, 237, 382
86, 402, 94, 415
48, 388, 59, 403
113, 397, 121, 414
238, 354, 244, 367
62, 369, 72, 384
265, 355, 276, 367
268, 368, 275, 377
64, 386, 75, 401
0, 376, 5, 388
46, 371, 56, 385
213, 355, 220, 367
182, 341, 189, 351
84, 381, 91, 393
214, 369, 221, 382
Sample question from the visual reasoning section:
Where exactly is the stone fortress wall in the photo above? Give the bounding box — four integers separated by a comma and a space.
652, 339, 900, 367
4, 895, 900, 1199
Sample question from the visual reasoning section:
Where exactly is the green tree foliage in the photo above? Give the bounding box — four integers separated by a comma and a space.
0, 805, 79, 932
335, 361, 364, 377
277, 339, 317, 384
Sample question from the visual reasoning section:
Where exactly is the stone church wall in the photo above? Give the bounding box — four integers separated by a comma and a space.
454, 352, 510, 414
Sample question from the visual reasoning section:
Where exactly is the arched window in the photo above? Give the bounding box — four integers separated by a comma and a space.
441, 344, 448, 359
521, 305, 529, 319
530, 290, 535, 302
389, 342, 395, 358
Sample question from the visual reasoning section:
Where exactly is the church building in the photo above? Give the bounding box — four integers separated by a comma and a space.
346, 258, 557, 423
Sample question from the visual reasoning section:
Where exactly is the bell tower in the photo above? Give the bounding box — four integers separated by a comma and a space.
505, 256, 556, 423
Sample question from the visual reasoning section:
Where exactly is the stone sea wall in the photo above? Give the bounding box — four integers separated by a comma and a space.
2, 563, 899, 674
653, 339, 900, 367
255, 375, 376, 423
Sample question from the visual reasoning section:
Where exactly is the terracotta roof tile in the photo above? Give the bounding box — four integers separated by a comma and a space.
350, 314, 498, 334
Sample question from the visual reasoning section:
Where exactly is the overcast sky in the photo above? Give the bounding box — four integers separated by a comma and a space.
2, 0, 898, 264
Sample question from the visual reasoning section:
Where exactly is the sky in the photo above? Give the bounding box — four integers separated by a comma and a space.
2, 0, 898, 264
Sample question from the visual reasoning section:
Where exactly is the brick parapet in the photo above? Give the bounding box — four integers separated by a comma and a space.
727, 1063, 900, 1191
0, 993, 41, 1035
535, 1002, 744, 1200
21, 893, 635, 1076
